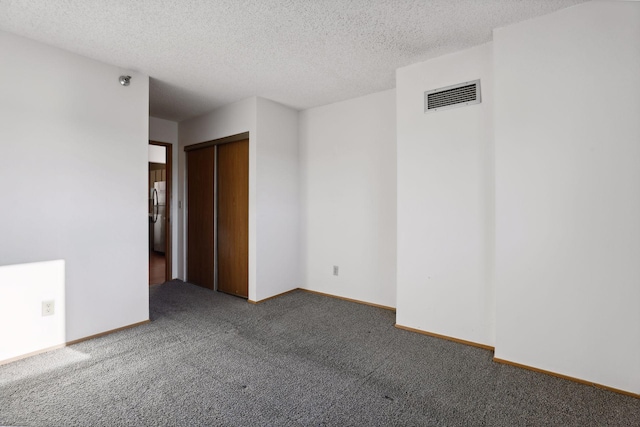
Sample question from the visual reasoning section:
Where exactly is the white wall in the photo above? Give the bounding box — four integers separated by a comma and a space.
149, 116, 179, 277
396, 43, 494, 346
0, 31, 149, 361
148, 144, 166, 164
299, 90, 397, 308
179, 97, 258, 146
254, 98, 300, 301
179, 97, 300, 301
494, 1, 640, 394
150, 116, 178, 146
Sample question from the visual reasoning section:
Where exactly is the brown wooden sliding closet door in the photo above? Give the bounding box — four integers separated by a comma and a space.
216, 139, 249, 298
187, 146, 215, 290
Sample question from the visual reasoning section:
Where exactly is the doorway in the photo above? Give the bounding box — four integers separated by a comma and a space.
185, 133, 249, 298
149, 141, 172, 285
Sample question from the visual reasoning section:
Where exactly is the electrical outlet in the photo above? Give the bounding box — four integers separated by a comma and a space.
42, 300, 55, 316
333, 265, 339, 276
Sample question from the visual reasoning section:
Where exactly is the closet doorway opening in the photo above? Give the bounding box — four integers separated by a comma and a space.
149, 141, 172, 285
185, 132, 249, 298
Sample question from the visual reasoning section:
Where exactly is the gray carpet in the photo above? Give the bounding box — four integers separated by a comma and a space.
1, 280, 638, 426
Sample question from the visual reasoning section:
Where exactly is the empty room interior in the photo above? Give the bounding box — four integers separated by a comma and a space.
1, 0, 639, 425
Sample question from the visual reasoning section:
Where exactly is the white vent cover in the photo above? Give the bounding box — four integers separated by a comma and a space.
424, 79, 481, 113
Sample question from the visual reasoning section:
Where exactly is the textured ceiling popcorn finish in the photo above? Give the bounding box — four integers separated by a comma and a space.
0, 0, 586, 121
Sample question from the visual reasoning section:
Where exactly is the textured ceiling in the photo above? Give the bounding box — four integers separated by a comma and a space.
0, 0, 587, 121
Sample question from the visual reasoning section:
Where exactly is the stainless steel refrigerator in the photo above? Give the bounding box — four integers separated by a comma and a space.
150, 181, 166, 253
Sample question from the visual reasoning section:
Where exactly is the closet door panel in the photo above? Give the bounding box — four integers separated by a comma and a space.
186, 147, 216, 290
217, 139, 249, 298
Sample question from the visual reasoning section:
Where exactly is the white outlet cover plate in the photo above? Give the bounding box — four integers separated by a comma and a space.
42, 300, 55, 316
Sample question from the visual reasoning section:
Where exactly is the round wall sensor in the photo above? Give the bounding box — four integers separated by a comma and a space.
119, 75, 131, 86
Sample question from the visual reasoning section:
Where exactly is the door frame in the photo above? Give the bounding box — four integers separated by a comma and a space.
149, 140, 172, 281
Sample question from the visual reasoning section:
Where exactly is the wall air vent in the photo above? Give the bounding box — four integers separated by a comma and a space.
424, 79, 481, 113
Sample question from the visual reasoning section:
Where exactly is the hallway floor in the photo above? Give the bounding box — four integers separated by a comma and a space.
149, 250, 165, 285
